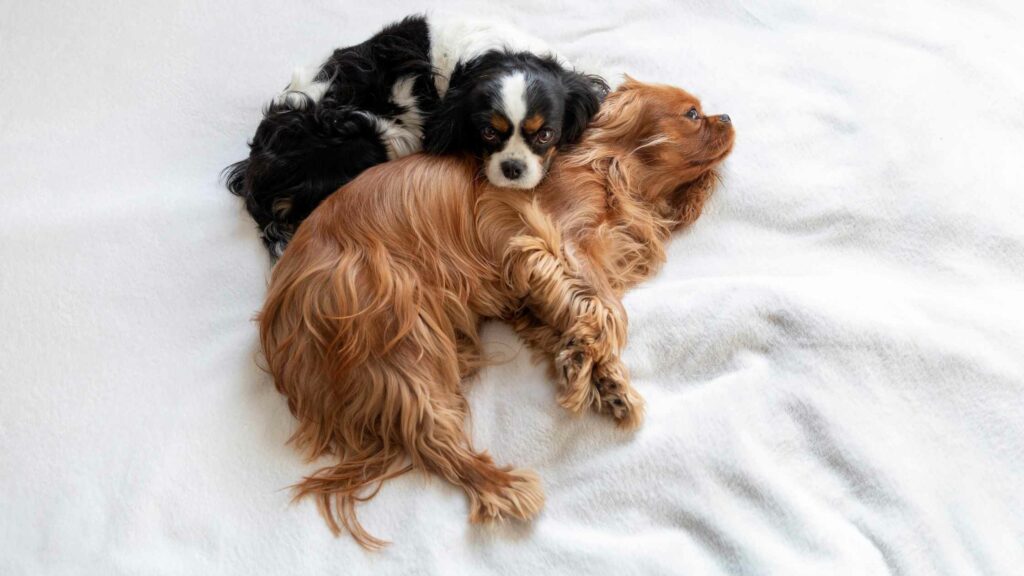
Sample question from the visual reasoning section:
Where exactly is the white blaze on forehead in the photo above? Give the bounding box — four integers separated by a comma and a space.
499, 72, 528, 127
488, 71, 544, 189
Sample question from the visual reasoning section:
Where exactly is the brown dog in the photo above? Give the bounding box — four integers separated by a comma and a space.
259, 78, 735, 548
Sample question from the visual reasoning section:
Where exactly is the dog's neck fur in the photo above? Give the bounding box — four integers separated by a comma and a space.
535, 140, 709, 295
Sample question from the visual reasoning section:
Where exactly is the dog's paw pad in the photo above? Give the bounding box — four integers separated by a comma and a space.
605, 392, 644, 430
469, 469, 545, 523
607, 397, 628, 420
593, 363, 644, 429
596, 377, 620, 394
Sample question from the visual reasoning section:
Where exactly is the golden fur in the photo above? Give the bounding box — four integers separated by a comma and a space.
258, 78, 735, 548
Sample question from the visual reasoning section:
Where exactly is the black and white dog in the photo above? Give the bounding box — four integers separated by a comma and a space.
225, 15, 607, 258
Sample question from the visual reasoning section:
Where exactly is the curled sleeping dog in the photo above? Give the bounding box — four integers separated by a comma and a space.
259, 78, 735, 548
225, 14, 607, 257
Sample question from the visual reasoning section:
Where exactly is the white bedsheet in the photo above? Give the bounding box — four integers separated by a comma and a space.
2, 1, 1023, 574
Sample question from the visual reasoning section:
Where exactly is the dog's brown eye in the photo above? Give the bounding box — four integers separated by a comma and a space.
535, 128, 554, 145
686, 107, 700, 120
481, 126, 499, 142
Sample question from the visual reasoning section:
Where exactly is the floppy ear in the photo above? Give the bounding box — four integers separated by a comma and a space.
558, 71, 608, 147
425, 52, 510, 154
586, 84, 646, 143
424, 83, 471, 154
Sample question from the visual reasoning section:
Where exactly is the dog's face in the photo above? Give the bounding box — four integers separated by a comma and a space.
425, 52, 607, 189
620, 78, 734, 180
587, 78, 734, 225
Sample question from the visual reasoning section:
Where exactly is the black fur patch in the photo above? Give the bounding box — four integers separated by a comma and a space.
225, 17, 608, 259
424, 51, 608, 157
225, 15, 434, 258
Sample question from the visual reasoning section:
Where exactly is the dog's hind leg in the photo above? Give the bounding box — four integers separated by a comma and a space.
408, 391, 545, 524
385, 328, 545, 524
292, 329, 543, 547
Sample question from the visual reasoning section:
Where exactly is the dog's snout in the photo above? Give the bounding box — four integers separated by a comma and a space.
500, 160, 525, 180
719, 114, 731, 124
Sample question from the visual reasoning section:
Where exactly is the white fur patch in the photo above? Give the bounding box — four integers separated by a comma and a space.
375, 75, 424, 160
273, 60, 422, 159
486, 72, 544, 189
275, 62, 331, 108
427, 14, 560, 97
500, 73, 528, 126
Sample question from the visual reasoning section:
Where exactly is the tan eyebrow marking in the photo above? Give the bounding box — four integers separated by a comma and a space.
523, 114, 545, 134
490, 114, 510, 133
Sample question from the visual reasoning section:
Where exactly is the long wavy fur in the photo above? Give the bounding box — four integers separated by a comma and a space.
259, 79, 735, 548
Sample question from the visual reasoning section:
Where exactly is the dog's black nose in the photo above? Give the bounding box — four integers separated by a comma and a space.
501, 160, 525, 180
719, 114, 731, 123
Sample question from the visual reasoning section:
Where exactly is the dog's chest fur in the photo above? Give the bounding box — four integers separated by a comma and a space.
538, 179, 671, 295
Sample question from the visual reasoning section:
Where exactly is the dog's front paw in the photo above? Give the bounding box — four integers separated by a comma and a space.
554, 308, 620, 415
593, 359, 644, 430
552, 327, 606, 412
555, 335, 598, 414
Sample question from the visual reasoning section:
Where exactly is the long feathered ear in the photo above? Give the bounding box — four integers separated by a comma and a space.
586, 83, 646, 144
424, 79, 472, 154
558, 71, 609, 147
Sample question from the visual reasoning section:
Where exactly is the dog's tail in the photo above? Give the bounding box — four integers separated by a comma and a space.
258, 230, 430, 549
295, 448, 411, 550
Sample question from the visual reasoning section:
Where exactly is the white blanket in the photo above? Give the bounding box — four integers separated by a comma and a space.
2, 1, 1023, 574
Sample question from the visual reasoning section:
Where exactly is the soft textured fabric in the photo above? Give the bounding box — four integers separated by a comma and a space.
2, 1, 1023, 574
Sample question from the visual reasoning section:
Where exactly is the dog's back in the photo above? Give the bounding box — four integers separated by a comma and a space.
259, 152, 545, 547
262, 152, 500, 425
227, 16, 436, 259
